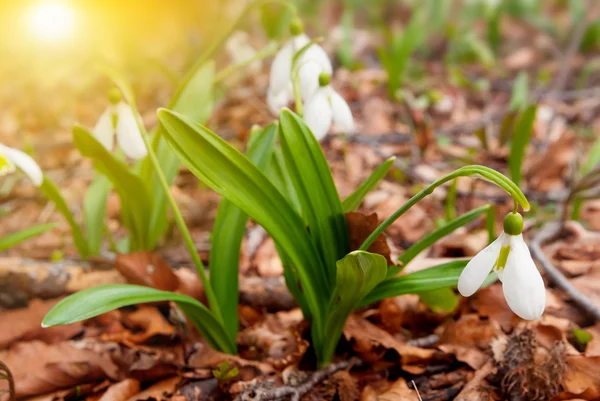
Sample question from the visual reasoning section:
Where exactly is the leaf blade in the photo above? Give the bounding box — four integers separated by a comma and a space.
343, 157, 395, 212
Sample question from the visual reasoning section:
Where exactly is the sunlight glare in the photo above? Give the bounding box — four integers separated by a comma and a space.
27, 1, 76, 43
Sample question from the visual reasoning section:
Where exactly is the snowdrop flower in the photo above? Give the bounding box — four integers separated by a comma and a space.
225, 31, 262, 73
93, 89, 147, 160
458, 212, 545, 320
267, 19, 332, 114
303, 73, 354, 141
0, 143, 43, 187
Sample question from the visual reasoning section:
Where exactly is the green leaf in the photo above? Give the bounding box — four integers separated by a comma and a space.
581, 135, 600, 176
509, 72, 529, 111
83, 175, 112, 256
573, 328, 593, 347
0, 223, 55, 252
278, 109, 349, 289
342, 157, 395, 212
157, 109, 328, 327
508, 105, 537, 186
266, 147, 301, 214
73, 125, 153, 251
40, 177, 89, 258
171, 62, 216, 125
209, 123, 277, 343
360, 260, 469, 306
444, 178, 458, 221
397, 205, 491, 270
321, 251, 387, 363
419, 287, 459, 313
42, 284, 235, 353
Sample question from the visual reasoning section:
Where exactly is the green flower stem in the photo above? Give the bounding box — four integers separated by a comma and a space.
290, 37, 324, 117
359, 165, 529, 251
131, 111, 224, 326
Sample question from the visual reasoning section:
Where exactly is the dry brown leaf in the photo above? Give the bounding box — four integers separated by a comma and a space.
115, 252, 179, 291
343, 315, 435, 371
454, 361, 495, 401
98, 379, 141, 401
0, 340, 119, 398
0, 299, 82, 349
584, 323, 600, 357
560, 356, 600, 399
126, 376, 181, 401
101, 306, 174, 345
438, 314, 500, 369
376, 378, 419, 401
346, 212, 393, 265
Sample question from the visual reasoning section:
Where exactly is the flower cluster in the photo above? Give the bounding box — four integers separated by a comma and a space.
267, 19, 354, 141
458, 212, 546, 320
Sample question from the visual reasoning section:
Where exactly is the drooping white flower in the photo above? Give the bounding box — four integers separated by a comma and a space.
458, 212, 545, 320
267, 19, 332, 114
0, 143, 43, 187
93, 91, 147, 160
225, 31, 262, 73
303, 73, 354, 141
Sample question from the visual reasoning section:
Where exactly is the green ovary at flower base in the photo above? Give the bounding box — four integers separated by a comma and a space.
458, 211, 546, 320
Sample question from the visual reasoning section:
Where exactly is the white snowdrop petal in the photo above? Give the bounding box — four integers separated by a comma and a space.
458, 233, 505, 297
93, 108, 115, 151
298, 61, 322, 100
115, 103, 147, 160
303, 89, 333, 141
329, 89, 354, 133
267, 86, 292, 114
269, 35, 309, 95
299, 43, 332, 75
502, 235, 546, 320
0, 144, 43, 187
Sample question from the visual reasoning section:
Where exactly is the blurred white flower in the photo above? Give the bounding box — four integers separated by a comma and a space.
303, 73, 354, 141
225, 31, 262, 73
267, 32, 332, 114
94, 101, 147, 160
458, 213, 545, 320
0, 143, 43, 187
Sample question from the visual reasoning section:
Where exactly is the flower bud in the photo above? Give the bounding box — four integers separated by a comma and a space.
289, 18, 304, 36
503, 212, 524, 236
318, 72, 331, 87
108, 88, 122, 105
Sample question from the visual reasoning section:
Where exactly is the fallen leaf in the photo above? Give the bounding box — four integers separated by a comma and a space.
98, 379, 141, 401
0, 299, 82, 349
343, 315, 436, 372
377, 378, 419, 401
561, 356, 600, 399
346, 212, 393, 265
0, 340, 119, 398
127, 376, 181, 401
115, 252, 179, 291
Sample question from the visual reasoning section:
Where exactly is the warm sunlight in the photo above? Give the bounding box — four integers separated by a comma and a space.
26, 1, 76, 43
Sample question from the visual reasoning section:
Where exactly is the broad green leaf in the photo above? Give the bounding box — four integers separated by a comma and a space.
342, 157, 395, 213
419, 287, 459, 313
84, 175, 112, 256
171, 62, 216, 124
73, 126, 153, 251
509, 72, 529, 111
508, 105, 537, 186
0, 223, 55, 252
158, 109, 328, 326
260, 2, 294, 39
279, 109, 349, 289
266, 147, 301, 214
360, 260, 469, 306
40, 177, 89, 258
321, 251, 387, 363
396, 205, 491, 271
42, 284, 235, 353
209, 123, 277, 343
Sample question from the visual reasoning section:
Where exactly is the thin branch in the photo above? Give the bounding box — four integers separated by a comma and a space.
234, 358, 360, 401
530, 221, 600, 321
407, 334, 440, 348
0, 360, 15, 401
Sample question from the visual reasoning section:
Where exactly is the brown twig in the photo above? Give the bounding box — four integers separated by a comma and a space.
529, 221, 600, 321
234, 358, 360, 401
0, 360, 15, 401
